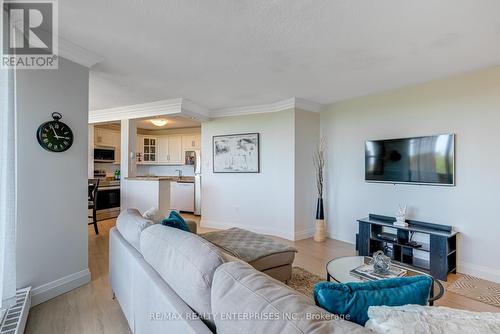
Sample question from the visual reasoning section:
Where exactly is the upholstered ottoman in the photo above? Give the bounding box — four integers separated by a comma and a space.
201, 228, 297, 282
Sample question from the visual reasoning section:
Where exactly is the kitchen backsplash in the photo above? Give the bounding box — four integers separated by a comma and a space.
94, 162, 120, 176
137, 164, 195, 176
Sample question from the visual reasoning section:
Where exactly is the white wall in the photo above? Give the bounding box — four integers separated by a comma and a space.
294, 110, 320, 239
321, 66, 500, 282
16, 58, 90, 305
201, 110, 296, 239
201, 109, 320, 240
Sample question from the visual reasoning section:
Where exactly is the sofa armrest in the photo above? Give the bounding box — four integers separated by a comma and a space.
185, 219, 197, 234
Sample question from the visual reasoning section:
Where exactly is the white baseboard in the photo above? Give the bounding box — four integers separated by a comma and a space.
30, 269, 91, 307
294, 227, 315, 241
459, 261, 500, 283
200, 219, 295, 240
328, 233, 356, 245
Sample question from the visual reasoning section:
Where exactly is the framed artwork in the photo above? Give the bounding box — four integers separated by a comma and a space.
213, 133, 260, 173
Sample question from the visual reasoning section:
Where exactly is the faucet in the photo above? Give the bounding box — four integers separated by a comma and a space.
175, 169, 182, 180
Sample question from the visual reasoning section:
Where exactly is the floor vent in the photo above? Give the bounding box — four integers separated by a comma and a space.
0, 287, 31, 334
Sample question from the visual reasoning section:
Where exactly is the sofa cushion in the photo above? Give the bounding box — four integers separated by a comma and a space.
314, 276, 432, 326
211, 261, 369, 334
200, 228, 297, 281
116, 208, 154, 251
201, 228, 297, 263
250, 251, 296, 271
140, 224, 225, 329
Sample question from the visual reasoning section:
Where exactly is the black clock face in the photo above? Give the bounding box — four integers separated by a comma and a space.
37, 120, 74, 152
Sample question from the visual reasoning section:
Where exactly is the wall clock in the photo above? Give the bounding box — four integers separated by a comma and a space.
36, 112, 74, 153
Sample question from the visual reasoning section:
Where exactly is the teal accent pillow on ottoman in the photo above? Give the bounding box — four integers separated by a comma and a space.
161, 211, 190, 232
314, 275, 432, 326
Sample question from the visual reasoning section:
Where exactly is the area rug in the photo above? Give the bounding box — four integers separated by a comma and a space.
447, 274, 500, 308
287, 266, 325, 300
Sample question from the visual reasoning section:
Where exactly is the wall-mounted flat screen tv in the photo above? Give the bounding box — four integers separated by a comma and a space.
365, 134, 455, 186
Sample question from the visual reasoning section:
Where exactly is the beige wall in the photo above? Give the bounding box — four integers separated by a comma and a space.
321, 66, 500, 282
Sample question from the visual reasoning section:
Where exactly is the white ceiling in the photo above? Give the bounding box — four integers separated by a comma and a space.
60, 1, 500, 111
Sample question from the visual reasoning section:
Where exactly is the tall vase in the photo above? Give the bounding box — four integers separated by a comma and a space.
314, 198, 326, 242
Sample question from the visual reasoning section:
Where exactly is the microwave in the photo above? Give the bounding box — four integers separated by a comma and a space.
94, 147, 115, 162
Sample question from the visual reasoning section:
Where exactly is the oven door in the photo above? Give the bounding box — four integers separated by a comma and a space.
96, 187, 120, 210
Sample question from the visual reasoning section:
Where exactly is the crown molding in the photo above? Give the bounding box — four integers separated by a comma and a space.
180, 98, 210, 121
58, 36, 102, 68
210, 97, 323, 118
89, 97, 323, 124
294, 98, 324, 113
89, 98, 183, 123
210, 98, 295, 118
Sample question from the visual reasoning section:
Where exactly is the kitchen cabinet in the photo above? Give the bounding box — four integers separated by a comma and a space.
136, 133, 198, 165
95, 128, 118, 148
113, 132, 121, 163
94, 128, 120, 163
157, 135, 183, 165
141, 136, 158, 164
168, 136, 183, 164
182, 134, 201, 151
136, 135, 143, 163
170, 182, 194, 212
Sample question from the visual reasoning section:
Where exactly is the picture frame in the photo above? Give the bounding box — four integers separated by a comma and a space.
213, 133, 260, 173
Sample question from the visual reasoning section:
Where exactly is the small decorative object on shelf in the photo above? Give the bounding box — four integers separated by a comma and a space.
370, 250, 392, 274
314, 137, 327, 242
394, 204, 408, 227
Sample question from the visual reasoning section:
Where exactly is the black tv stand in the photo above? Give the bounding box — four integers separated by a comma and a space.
356, 214, 458, 281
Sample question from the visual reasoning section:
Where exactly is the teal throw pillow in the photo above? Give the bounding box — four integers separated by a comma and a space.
314, 275, 432, 325
161, 211, 190, 232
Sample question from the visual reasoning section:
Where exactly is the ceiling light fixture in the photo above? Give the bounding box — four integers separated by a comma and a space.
150, 119, 168, 127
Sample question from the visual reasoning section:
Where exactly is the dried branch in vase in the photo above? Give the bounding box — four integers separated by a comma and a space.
313, 137, 326, 199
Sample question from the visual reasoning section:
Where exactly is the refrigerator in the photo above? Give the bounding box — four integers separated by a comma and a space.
194, 150, 202, 215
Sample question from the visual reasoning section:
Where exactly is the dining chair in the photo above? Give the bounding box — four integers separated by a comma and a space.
88, 179, 100, 234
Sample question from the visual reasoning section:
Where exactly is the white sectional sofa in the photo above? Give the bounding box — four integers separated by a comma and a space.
109, 209, 369, 333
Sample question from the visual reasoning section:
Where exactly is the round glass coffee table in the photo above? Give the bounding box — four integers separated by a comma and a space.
326, 256, 444, 305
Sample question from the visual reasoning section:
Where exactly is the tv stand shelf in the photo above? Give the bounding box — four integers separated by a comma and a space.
356, 214, 458, 281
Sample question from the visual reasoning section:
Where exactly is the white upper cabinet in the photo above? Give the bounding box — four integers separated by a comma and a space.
95, 128, 117, 148
94, 128, 120, 163
158, 136, 169, 164
113, 133, 121, 163
182, 134, 201, 151
157, 135, 183, 165
168, 136, 183, 164
135, 132, 200, 165
141, 136, 158, 164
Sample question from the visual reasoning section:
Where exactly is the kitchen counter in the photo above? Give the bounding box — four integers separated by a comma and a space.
98, 180, 121, 188
125, 176, 194, 183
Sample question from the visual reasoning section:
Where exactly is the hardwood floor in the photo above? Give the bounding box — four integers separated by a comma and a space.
25, 216, 499, 333
25, 219, 131, 334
